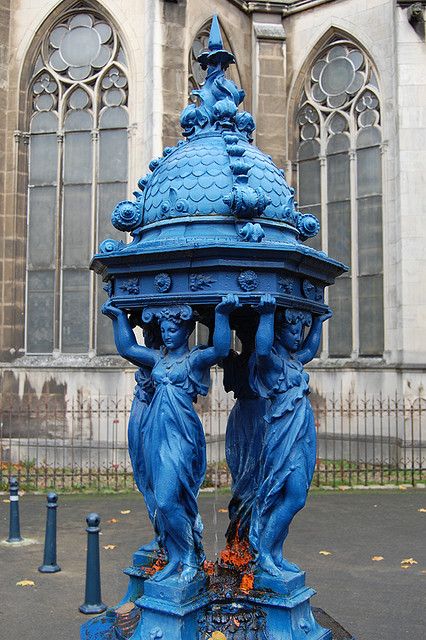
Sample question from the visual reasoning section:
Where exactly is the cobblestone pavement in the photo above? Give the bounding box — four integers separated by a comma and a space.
0, 489, 425, 640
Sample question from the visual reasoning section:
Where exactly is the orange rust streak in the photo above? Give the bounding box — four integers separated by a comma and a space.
239, 573, 254, 593
203, 560, 215, 576
219, 528, 253, 570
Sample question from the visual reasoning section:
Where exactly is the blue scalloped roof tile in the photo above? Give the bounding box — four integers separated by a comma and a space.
142, 134, 297, 224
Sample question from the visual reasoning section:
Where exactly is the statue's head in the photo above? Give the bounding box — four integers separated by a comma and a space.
141, 304, 195, 351
275, 309, 312, 354
159, 317, 195, 350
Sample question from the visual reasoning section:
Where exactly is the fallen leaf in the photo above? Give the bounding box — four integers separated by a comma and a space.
420, 570, 426, 574
371, 556, 384, 562
16, 580, 35, 587
120, 510, 131, 515
107, 518, 118, 524
217, 508, 227, 513
103, 544, 116, 550
401, 558, 417, 566
398, 485, 407, 491
319, 550, 332, 556
2, 499, 10, 503
418, 508, 426, 513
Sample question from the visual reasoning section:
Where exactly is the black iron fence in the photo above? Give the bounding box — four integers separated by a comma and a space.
0, 389, 424, 491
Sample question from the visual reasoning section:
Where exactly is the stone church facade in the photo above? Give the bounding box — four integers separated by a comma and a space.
0, 0, 425, 409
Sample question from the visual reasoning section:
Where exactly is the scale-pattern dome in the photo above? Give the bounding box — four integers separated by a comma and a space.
106, 14, 319, 246
142, 135, 295, 225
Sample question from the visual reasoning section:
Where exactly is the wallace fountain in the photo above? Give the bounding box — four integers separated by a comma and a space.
83, 16, 348, 640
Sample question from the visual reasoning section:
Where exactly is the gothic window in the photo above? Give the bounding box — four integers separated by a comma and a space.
26, 8, 128, 355
296, 38, 383, 357
188, 18, 241, 101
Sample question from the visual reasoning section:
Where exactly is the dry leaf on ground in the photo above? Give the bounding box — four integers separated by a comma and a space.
2, 499, 10, 503
103, 544, 116, 550
107, 518, 118, 524
371, 556, 384, 561
217, 508, 227, 513
16, 580, 35, 587
319, 550, 332, 556
417, 508, 426, 513
120, 510, 131, 515
401, 558, 418, 566
398, 485, 407, 490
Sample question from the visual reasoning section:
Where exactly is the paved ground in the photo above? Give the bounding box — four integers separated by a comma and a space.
0, 489, 425, 640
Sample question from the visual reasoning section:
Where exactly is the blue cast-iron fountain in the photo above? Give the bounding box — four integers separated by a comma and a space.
83, 16, 347, 640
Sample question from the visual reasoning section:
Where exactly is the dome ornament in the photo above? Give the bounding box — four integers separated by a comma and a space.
180, 16, 247, 141
197, 15, 235, 72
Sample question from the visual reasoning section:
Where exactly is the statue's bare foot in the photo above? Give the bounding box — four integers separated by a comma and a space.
258, 554, 282, 577
179, 564, 198, 583
139, 538, 159, 553
276, 556, 300, 573
151, 560, 179, 582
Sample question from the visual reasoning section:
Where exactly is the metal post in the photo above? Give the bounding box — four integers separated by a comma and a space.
79, 513, 107, 614
6, 477, 23, 543
38, 492, 61, 573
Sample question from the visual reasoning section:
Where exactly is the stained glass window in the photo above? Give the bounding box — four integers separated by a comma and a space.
26, 8, 128, 354
296, 38, 383, 357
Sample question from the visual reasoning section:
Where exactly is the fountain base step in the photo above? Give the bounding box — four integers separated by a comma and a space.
80, 555, 355, 640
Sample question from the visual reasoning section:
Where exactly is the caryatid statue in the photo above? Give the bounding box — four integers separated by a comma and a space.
88, 14, 347, 640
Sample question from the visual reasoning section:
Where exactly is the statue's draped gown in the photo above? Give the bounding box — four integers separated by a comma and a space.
249, 347, 317, 553
223, 350, 265, 542
129, 368, 156, 524
140, 347, 209, 564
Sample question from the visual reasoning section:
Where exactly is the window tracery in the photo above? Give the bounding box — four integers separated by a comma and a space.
26, 7, 128, 355
296, 37, 383, 357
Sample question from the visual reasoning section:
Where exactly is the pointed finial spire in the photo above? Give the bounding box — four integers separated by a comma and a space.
208, 15, 224, 52
198, 15, 235, 71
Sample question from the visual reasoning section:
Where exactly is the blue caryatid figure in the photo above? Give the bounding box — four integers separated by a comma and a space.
102, 295, 240, 583
223, 322, 266, 545
249, 294, 331, 577
127, 324, 161, 552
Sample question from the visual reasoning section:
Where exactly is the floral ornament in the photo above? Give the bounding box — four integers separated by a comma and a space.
154, 273, 172, 293
111, 200, 142, 232
189, 274, 216, 291
32, 73, 58, 112
98, 238, 124, 254
302, 279, 323, 302
48, 13, 113, 81
297, 213, 320, 240
120, 278, 140, 295
310, 45, 365, 109
278, 276, 295, 294
238, 270, 258, 292
160, 187, 190, 218
101, 67, 127, 107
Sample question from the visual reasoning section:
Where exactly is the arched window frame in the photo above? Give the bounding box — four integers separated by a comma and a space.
294, 35, 384, 359
24, 4, 129, 356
